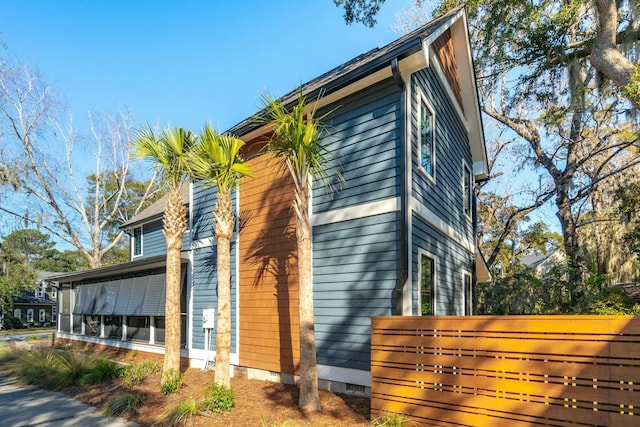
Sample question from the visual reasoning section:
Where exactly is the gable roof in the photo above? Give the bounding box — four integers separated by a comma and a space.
120, 185, 189, 229
227, 5, 488, 179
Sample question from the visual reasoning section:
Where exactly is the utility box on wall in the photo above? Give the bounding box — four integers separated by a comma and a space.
202, 308, 215, 329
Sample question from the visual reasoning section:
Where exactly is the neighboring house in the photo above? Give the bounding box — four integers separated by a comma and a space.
520, 250, 566, 277
7, 272, 58, 328
52, 6, 489, 393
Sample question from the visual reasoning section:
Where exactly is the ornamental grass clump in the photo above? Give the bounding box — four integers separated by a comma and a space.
156, 398, 200, 427
104, 392, 145, 417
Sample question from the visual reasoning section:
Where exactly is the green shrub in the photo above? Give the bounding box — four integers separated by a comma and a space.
371, 412, 410, 427
104, 392, 144, 417
120, 360, 161, 388
160, 369, 184, 395
156, 399, 200, 427
200, 382, 235, 413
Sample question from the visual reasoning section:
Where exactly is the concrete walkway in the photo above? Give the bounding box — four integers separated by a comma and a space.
0, 374, 140, 427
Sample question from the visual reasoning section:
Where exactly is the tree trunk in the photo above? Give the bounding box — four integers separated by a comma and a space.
591, 0, 640, 109
556, 190, 582, 295
296, 187, 320, 412
214, 189, 233, 388
162, 185, 188, 375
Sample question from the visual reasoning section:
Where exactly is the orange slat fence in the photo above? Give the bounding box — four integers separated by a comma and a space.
371, 316, 640, 427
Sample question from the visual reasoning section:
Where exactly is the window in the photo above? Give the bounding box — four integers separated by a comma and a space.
463, 272, 473, 316
420, 253, 436, 315
133, 226, 142, 257
36, 286, 44, 298
14, 309, 21, 319
39, 309, 46, 323
51, 287, 57, 299
26, 309, 34, 323
419, 96, 435, 179
463, 163, 472, 218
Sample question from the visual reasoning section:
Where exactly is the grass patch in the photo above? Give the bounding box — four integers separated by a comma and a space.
371, 412, 410, 427
104, 392, 145, 417
156, 398, 200, 427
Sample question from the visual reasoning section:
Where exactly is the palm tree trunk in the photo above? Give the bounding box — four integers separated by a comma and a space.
296, 187, 320, 412
163, 185, 187, 374
214, 190, 233, 387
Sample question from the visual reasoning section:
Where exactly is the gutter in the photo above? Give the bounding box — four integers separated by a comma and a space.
391, 57, 409, 315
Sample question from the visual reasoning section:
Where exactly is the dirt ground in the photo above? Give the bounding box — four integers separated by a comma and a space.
46, 342, 372, 427
64, 368, 370, 426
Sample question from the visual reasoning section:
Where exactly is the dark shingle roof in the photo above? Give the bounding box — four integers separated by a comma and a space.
120, 185, 189, 229
13, 290, 54, 305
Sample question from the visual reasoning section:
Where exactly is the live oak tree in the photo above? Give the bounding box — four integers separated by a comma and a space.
389, 1, 640, 289
0, 55, 160, 268
188, 124, 253, 388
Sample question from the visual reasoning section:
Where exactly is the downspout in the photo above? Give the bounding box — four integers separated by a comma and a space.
391, 57, 409, 315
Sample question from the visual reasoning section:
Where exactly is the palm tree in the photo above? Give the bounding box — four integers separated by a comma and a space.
188, 124, 253, 387
260, 90, 341, 412
131, 125, 195, 377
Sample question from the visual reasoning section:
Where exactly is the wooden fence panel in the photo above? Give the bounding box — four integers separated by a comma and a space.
371, 316, 640, 426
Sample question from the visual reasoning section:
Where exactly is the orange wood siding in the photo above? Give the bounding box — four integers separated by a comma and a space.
433, 29, 463, 112
371, 316, 640, 427
238, 141, 300, 375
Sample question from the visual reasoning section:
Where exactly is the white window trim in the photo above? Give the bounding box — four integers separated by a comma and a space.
462, 160, 473, 221
417, 88, 436, 185
39, 309, 46, 322
417, 248, 438, 316
462, 271, 473, 316
26, 309, 34, 323
14, 309, 21, 319
132, 225, 143, 258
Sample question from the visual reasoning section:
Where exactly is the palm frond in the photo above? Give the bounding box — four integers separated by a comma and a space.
130, 124, 196, 186
258, 89, 343, 195
188, 123, 254, 193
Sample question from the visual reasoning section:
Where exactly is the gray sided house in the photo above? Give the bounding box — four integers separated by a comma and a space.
51, 6, 490, 393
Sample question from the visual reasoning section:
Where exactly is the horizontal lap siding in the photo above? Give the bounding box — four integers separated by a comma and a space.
191, 182, 217, 241
314, 79, 402, 213
139, 221, 165, 258
191, 243, 237, 352
239, 143, 299, 375
313, 211, 402, 371
412, 214, 472, 315
411, 69, 472, 238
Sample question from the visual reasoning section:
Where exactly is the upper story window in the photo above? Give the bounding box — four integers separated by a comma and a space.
133, 226, 142, 257
463, 162, 472, 219
419, 94, 436, 181
51, 287, 57, 299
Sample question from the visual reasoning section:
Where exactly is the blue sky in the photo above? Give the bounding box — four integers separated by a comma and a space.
1, 0, 410, 133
